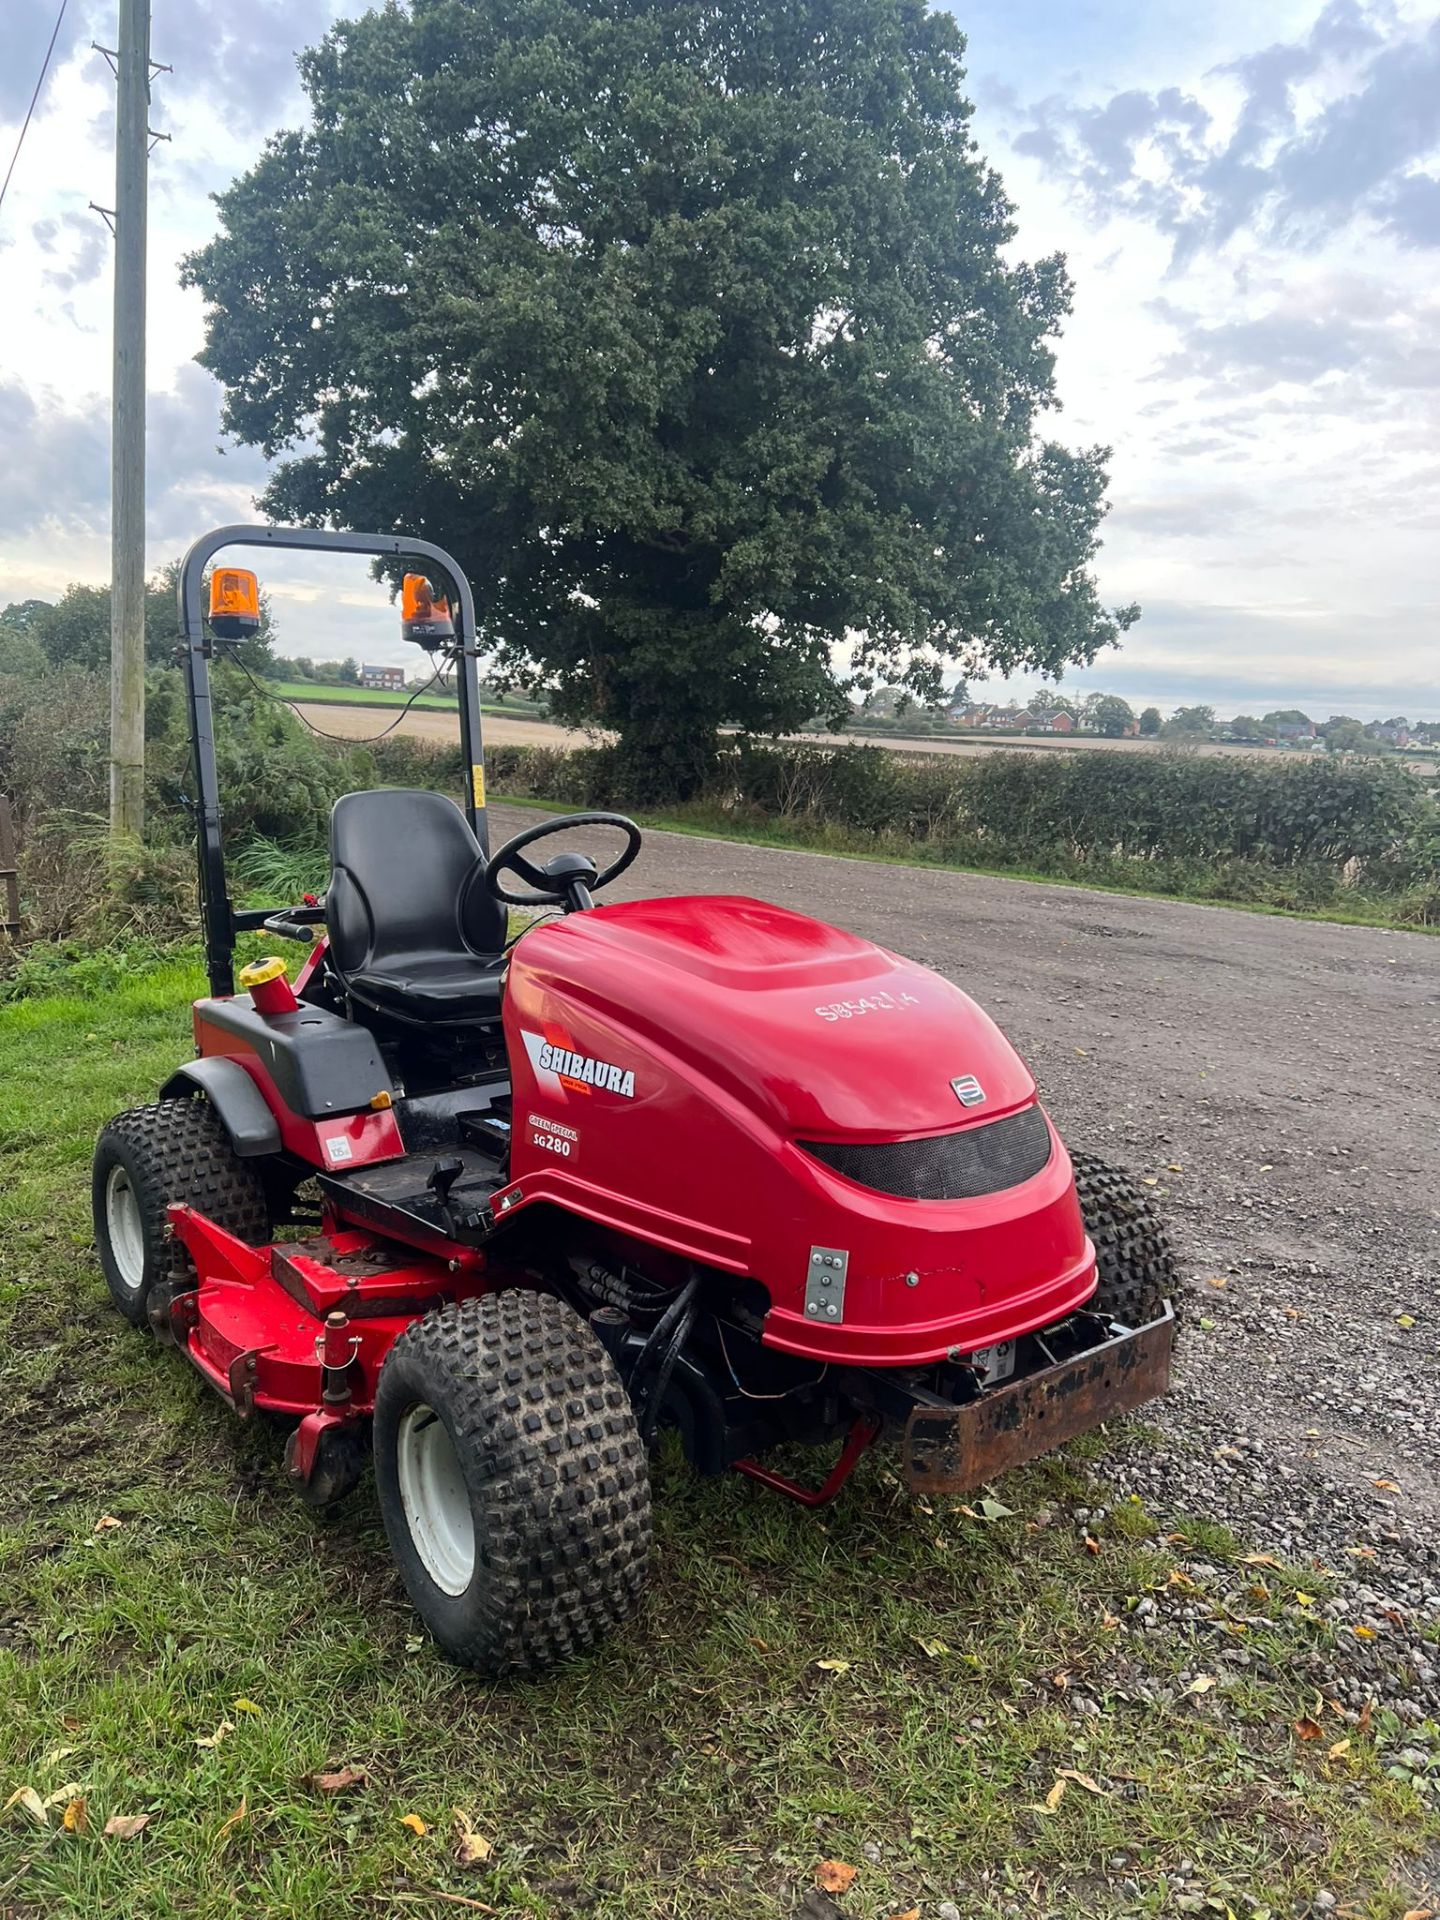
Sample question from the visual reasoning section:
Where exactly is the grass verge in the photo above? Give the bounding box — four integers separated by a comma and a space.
1, 972, 1435, 1918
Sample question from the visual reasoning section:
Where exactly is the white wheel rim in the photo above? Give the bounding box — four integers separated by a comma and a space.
395, 1402, 475, 1596
105, 1164, 146, 1296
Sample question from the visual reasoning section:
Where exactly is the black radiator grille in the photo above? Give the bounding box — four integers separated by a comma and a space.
801, 1104, 1053, 1201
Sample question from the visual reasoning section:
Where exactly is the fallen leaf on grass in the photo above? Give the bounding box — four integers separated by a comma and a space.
103, 1812, 150, 1840
453, 1809, 493, 1868
1395, 1314, 1417, 1330
232, 1698, 262, 1717
1083, 1534, 1102, 1556
214, 1797, 247, 1848
1042, 1777, 1067, 1811
195, 1719, 235, 1751
1372, 1478, 1401, 1493
1294, 1717, 1324, 1741
1328, 1739, 1352, 1760
816, 1861, 857, 1894
61, 1796, 87, 1833
975, 1495, 1014, 1521
913, 1636, 949, 1659
1353, 1624, 1376, 1639
1141, 1176, 1159, 1187
888, 1909, 920, 1920
1184, 1675, 1217, 1697
400, 1812, 428, 1836
5, 1786, 48, 1825
305, 1765, 368, 1795
93, 1515, 123, 1533
1400, 1909, 1434, 1920
1057, 1769, 1109, 1796
815, 1658, 851, 1674
1242, 1553, 1282, 1569
1293, 1591, 1314, 1608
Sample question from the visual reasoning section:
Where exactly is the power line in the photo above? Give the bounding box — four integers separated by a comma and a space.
0, 0, 69, 221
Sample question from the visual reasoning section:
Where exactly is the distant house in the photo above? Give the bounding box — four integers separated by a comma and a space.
361, 664, 405, 692
1009, 710, 1037, 731
954, 704, 995, 728
1372, 722, 1411, 748
1031, 710, 1075, 734
1272, 719, 1316, 741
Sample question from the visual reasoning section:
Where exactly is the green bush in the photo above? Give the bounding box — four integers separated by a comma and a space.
3, 657, 1436, 950
478, 738, 1440, 923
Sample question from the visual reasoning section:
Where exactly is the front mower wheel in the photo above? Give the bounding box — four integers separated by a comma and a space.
1071, 1150, 1181, 1327
92, 1100, 270, 1327
373, 1290, 652, 1674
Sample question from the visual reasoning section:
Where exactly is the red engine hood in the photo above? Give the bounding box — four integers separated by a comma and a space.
520, 895, 1036, 1137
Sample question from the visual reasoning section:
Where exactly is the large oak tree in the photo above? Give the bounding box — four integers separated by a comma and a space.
185, 0, 1136, 791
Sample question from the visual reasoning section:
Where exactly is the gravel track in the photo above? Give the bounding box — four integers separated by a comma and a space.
490, 804, 1440, 1724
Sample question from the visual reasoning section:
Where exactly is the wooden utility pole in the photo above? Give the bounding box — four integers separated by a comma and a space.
109, 0, 149, 837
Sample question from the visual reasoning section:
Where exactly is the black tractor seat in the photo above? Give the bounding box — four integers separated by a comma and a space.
327, 789, 508, 1025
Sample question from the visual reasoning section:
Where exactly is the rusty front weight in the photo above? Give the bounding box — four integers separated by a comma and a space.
901, 1304, 1175, 1495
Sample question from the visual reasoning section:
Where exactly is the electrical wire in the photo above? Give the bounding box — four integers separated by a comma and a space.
0, 0, 68, 221
231, 651, 452, 745
715, 1317, 828, 1400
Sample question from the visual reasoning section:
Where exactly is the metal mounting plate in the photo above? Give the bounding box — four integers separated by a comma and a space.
805, 1245, 849, 1323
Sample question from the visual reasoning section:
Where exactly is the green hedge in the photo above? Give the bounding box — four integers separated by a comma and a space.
484, 738, 1439, 922
3, 662, 1436, 939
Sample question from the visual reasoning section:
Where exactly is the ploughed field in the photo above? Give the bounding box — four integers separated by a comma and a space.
297, 701, 1440, 772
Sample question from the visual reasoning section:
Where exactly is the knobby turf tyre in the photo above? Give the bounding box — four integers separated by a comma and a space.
373, 1289, 652, 1675
92, 1099, 271, 1327
1070, 1150, 1181, 1328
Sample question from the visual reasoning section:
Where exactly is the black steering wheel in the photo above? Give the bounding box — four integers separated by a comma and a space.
485, 811, 643, 911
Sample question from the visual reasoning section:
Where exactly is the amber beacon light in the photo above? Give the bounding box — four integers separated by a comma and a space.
208, 567, 261, 643
401, 573, 456, 649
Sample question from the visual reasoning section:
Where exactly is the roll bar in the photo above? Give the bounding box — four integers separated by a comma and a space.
176, 525, 488, 998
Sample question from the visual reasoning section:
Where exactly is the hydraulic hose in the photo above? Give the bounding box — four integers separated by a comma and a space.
638, 1294, 701, 1447
628, 1270, 702, 1444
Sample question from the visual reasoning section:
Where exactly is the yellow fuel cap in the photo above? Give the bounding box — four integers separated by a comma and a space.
239, 956, 289, 989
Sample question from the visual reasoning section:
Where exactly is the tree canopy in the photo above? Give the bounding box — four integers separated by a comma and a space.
1164, 704, 1216, 738
185, 0, 1137, 790
1, 566, 275, 677
1088, 693, 1134, 737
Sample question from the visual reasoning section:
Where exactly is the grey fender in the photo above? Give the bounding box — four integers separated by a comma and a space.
159, 1056, 282, 1157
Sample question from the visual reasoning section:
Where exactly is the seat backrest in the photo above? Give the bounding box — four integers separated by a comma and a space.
327, 789, 507, 976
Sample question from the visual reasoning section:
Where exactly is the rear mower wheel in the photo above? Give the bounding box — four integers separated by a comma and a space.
92, 1100, 270, 1328
372, 1290, 652, 1674
1070, 1150, 1181, 1327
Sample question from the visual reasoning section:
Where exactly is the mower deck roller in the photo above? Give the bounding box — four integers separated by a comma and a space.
92, 524, 1180, 1675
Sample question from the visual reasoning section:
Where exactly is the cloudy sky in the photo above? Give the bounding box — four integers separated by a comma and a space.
1, 0, 1437, 718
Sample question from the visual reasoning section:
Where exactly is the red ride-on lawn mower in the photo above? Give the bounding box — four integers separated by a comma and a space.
93, 525, 1178, 1675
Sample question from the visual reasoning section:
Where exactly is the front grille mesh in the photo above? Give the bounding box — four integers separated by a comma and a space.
801, 1105, 1052, 1201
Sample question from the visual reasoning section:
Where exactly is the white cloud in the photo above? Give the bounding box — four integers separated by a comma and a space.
2, 0, 1437, 719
